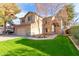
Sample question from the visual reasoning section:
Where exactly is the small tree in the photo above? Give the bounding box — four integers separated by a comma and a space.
64, 4, 75, 34
0, 3, 20, 33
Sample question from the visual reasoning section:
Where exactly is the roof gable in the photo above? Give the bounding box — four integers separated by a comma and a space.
19, 11, 43, 20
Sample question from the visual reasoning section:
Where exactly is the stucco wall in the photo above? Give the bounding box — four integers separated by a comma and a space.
30, 15, 43, 35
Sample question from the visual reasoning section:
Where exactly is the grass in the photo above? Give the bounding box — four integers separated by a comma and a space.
0, 35, 79, 56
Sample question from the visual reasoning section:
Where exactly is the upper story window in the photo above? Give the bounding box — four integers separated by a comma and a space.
28, 16, 33, 22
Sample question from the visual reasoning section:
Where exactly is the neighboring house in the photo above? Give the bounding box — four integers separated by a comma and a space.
14, 6, 68, 36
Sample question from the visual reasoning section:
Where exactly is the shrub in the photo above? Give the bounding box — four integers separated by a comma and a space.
70, 26, 79, 40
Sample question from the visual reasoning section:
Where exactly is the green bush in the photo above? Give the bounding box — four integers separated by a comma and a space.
73, 31, 79, 39
70, 26, 79, 39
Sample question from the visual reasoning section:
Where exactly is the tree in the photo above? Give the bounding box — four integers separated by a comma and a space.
35, 3, 51, 16
0, 3, 20, 33
35, 3, 74, 21
57, 4, 75, 34
0, 18, 4, 26
35, 3, 65, 17
35, 3, 53, 17
66, 4, 74, 21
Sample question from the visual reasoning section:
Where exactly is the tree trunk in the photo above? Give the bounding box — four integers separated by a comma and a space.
3, 20, 6, 34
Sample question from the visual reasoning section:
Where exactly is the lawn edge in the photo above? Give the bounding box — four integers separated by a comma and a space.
68, 36, 79, 50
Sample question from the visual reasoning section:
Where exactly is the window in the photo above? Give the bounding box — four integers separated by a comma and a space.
28, 16, 33, 21
21, 19, 25, 23
28, 17, 31, 21
45, 28, 48, 32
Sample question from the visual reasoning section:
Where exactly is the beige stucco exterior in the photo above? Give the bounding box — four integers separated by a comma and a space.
31, 15, 43, 35
14, 12, 43, 36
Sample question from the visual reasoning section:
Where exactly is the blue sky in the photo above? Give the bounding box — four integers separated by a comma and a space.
17, 3, 36, 12
13, 3, 36, 24
13, 3, 79, 24
16, 3, 66, 17
15, 3, 36, 18
16, 3, 79, 15
74, 3, 79, 13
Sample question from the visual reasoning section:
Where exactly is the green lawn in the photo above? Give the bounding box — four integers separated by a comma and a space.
0, 35, 79, 56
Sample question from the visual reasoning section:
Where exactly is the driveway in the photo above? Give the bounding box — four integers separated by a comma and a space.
0, 35, 19, 41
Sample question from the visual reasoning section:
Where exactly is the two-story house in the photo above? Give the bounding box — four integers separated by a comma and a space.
14, 12, 43, 36
14, 12, 63, 36
14, 5, 68, 36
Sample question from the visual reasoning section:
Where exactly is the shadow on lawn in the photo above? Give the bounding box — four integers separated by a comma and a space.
15, 39, 55, 56
4, 38, 56, 56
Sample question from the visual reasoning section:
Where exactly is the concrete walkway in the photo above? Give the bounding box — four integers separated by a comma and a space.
0, 34, 57, 41
24, 34, 57, 40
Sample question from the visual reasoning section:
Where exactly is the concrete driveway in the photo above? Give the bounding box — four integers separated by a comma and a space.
0, 35, 19, 41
